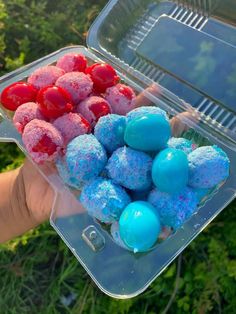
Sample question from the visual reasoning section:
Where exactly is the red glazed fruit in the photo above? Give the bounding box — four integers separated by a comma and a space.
0, 82, 38, 111
37, 86, 74, 119
85, 63, 119, 93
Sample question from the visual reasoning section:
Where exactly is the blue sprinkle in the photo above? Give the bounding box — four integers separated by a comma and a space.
188, 145, 230, 188
148, 187, 197, 230
66, 134, 107, 186
106, 146, 153, 190
94, 114, 127, 153
80, 178, 131, 223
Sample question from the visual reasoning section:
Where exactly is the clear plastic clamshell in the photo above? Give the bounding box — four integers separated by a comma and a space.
0, 0, 236, 299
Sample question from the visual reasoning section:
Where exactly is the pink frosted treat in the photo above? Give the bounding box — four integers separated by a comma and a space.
105, 83, 136, 115
28, 66, 65, 90
56, 53, 87, 73
77, 96, 111, 127
13, 102, 45, 133
53, 112, 91, 145
55, 72, 93, 104
22, 119, 63, 164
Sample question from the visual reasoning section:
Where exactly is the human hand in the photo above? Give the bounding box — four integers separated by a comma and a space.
0, 158, 55, 243
18, 158, 55, 224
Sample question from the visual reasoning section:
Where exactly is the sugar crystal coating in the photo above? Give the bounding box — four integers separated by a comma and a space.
80, 178, 131, 223
106, 146, 152, 190
28, 66, 65, 90
13, 102, 45, 133
22, 119, 63, 164
56, 156, 83, 189
53, 112, 90, 145
148, 187, 198, 230
56, 53, 87, 73
168, 137, 196, 154
56, 72, 93, 104
77, 96, 111, 127
66, 134, 107, 185
94, 114, 126, 153
105, 83, 136, 115
188, 145, 230, 188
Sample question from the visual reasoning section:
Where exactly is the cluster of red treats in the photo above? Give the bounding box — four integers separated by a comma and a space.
0, 53, 136, 164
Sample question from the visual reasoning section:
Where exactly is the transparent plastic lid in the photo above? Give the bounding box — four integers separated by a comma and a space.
0, 0, 236, 300
87, 0, 236, 145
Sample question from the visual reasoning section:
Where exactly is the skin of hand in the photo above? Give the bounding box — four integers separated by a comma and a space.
0, 158, 54, 243
20, 159, 55, 223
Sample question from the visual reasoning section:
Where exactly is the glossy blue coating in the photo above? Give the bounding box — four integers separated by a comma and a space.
188, 145, 230, 188
94, 114, 127, 153
119, 201, 161, 253
152, 148, 189, 194
124, 113, 171, 152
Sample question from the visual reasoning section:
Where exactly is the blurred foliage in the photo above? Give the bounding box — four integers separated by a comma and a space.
0, 0, 105, 74
0, 0, 236, 313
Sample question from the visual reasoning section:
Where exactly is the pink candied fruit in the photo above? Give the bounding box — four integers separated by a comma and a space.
53, 112, 91, 145
13, 102, 45, 134
28, 66, 65, 90
77, 96, 111, 127
105, 83, 136, 115
56, 53, 87, 73
22, 119, 63, 164
55, 72, 93, 104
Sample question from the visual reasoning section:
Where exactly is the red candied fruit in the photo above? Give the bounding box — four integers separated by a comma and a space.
85, 63, 119, 93
37, 86, 74, 119
90, 100, 111, 122
0, 82, 38, 111
32, 134, 57, 156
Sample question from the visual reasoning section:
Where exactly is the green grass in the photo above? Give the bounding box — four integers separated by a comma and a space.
0, 1, 236, 313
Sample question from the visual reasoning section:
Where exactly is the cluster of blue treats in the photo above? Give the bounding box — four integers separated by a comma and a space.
56, 106, 230, 253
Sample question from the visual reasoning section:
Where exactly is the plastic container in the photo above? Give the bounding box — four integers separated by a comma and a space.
0, 0, 236, 299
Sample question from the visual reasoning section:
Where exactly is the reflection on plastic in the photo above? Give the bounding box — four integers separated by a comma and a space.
137, 16, 236, 112
82, 225, 105, 252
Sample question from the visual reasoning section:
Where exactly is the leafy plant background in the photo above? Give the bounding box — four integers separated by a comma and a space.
0, 1, 236, 313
